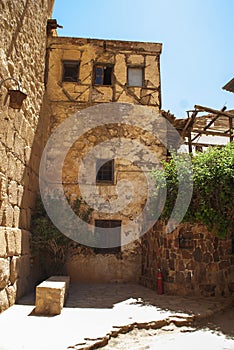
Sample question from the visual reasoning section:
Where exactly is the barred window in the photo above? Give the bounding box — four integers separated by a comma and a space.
96, 159, 114, 183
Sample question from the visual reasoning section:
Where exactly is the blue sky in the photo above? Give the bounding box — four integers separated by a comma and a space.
53, 0, 234, 118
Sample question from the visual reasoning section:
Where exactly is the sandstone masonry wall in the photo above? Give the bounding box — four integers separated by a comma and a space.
44, 39, 164, 283
140, 222, 234, 297
0, 0, 54, 312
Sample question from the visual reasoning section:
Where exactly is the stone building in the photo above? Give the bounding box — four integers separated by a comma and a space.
0, 1, 233, 314
0, 0, 54, 312
43, 35, 234, 295
43, 36, 167, 283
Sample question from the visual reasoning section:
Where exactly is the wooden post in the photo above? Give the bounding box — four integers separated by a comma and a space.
188, 130, 192, 153
229, 117, 233, 142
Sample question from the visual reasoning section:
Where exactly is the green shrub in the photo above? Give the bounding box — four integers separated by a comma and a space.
152, 142, 234, 237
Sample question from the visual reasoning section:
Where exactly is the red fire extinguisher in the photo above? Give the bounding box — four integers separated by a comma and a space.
157, 269, 163, 294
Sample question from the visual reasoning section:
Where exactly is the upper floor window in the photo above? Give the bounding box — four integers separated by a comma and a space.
62, 61, 80, 82
96, 159, 114, 183
94, 65, 113, 86
128, 67, 143, 87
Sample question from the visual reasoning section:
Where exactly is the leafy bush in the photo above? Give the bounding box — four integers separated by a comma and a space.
152, 142, 234, 237
30, 195, 93, 276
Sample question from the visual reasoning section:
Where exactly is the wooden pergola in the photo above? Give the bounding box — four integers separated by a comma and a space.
181, 105, 234, 153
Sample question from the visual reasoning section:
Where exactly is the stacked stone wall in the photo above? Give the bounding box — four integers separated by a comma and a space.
0, 0, 54, 312
140, 222, 234, 297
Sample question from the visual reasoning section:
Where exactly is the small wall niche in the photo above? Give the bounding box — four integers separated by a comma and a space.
179, 229, 194, 249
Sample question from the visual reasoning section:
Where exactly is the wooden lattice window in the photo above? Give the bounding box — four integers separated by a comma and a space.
94, 220, 121, 254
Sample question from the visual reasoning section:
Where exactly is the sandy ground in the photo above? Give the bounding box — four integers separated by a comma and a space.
102, 307, 234, 349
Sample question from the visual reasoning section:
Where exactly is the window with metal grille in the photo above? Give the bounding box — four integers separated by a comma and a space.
94, 220, 121, 254
62, 61, 80, 82
94, 65, 113, 85
127, 67, 143, 87
96, 159, 114, 183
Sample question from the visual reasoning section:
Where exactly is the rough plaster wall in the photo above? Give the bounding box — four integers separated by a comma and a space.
42, 99, 167, 283
0, 0, 54, 312
66, 243, 142, 283
46, 37, 162, 109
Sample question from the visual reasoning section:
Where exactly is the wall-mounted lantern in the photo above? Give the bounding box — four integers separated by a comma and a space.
0, 77, 27, 109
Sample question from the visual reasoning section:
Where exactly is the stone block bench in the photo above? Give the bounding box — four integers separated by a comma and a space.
35, 275, 70, 316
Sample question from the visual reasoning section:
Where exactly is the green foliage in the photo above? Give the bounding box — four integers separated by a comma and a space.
152, 142, 234, 237
30, 195, 93, 275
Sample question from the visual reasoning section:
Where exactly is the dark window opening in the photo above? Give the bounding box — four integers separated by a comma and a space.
94, 65, 113, 85
94, 220, 121, 254
128, 67, 143, 87
195, 145, 203, 153
62, 61, 80, 82
96, 159, 114, 183
232, 238, 234, 254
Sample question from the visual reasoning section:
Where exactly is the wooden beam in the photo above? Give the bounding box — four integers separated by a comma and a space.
191, 113, 221, 142
194, 105, 234, 119
188, 131, 192, 153
184, 141, 225, 147
203, 114, 220, 130
192, 129, 231, 137
181, 117, 193, 138
229, 117, 233, 142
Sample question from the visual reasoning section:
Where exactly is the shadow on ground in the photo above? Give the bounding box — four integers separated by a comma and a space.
17, 283, 233, 318
197, 307, 234, 338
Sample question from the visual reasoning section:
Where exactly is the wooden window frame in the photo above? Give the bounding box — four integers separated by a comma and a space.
93, 64, 113, 86
127, 66, 144, 87
62, 60, 80, 82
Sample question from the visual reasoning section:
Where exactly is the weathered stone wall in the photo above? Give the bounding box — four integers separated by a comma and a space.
42, 102, 167, 283
44, 38, 163, 283
140, 222, 234, 297
0, 0, 54, 312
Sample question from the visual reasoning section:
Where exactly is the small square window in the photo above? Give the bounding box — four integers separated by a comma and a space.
94, 220, 121, 254
62, 61, 80, 82
128, 67, 143, 87
96, 159, 114, 183
94, 65, 113, 85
